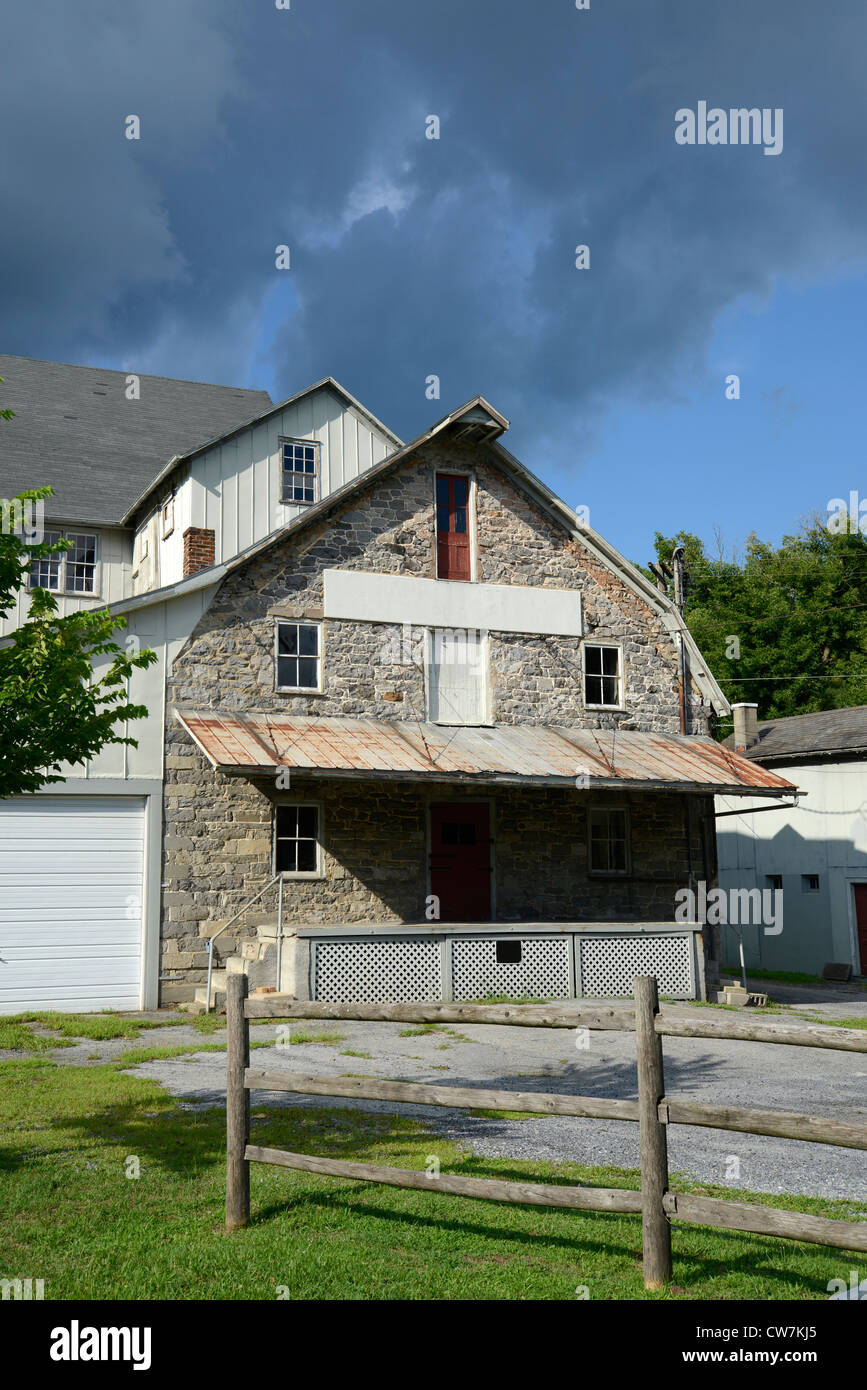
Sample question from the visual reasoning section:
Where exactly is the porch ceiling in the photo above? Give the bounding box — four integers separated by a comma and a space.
174, 711, 797, 797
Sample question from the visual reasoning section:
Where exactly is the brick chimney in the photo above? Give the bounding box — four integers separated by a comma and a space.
732, 702, 759, 753
182, 527, 215, 577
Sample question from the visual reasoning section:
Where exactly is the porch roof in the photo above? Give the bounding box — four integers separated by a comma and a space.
175, 711, 797, 797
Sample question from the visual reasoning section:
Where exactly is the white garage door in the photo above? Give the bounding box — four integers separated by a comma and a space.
0, 796, 146, 1014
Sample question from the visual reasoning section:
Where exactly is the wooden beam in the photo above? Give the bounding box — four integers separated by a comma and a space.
245, 1145, 643, 1215
244, 1068, 640, 1122
664, 1192, 867, 1253
661, 1097, 867, 1151
244, 997, 635, 1030
656, 1014, 867, 1053
243, 996, 867, 1052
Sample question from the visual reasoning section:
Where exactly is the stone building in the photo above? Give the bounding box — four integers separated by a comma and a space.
161, 399, 793, 1007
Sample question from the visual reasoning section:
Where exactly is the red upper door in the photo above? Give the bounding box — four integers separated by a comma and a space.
430, 802, 491, 922
854, 884, 867, 975
436, 474, 471, 581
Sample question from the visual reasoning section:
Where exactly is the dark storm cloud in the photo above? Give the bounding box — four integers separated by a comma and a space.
1, 0, 865, 446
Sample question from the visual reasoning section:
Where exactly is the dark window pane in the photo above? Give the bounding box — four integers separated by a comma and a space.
610, 841, 626, 871
442, 823, 458, 845
602, 648, 619, 676
586, 676, 602, 704
436, 476, 449, 505
297, 806, 318, 839
277, 656, 298, 687
453, 478, 468, 506
585, 647, 602, 675
278, 625, 298, 655
601, 676, 618, 704
275, 838, 297, 873
296, 840, 317, 873
437, 504, 450, 533
298, 625, 318, 656
276, 806, 297, 838
459, 823, 476, 844
298, 657, 318, 688
454, 509, 467, 534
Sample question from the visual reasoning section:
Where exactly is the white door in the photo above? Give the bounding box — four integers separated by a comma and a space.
0, 796, 146, 1014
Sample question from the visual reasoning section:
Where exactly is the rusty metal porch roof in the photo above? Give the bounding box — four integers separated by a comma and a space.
175, 712, 797, 796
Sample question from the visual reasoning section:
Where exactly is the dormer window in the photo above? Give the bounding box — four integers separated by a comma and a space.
281, 440, 319, 505
436, 473, 471, 581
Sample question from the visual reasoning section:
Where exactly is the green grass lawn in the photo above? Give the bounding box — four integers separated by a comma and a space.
1, 1054, 865, 1301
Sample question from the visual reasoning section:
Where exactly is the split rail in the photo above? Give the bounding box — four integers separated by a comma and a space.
225, 974, 867, 1287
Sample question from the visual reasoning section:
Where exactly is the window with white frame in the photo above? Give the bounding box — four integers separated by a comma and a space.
281, 440, 319, 504
588, 807, 630, 875
29, 530, 63, 591
274, 804, 321, 875
584, 643, 621, 707
276, 620, 321, 691
161, 496, 174, 538
29, 531, 98, 595
426, 627, 489, 725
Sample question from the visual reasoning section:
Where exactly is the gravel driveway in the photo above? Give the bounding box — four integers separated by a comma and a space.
125, 999, 867, 1204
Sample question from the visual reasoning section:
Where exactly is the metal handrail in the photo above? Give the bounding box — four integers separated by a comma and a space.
205, 875, 284, 1012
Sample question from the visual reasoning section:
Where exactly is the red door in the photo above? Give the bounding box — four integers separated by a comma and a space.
430, 802, 491, 922
854, 884, 867, 975
436, 474, 471, 581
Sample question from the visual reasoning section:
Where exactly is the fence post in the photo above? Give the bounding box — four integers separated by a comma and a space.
634, 975, 672, 1289
226, 972, 250, 1231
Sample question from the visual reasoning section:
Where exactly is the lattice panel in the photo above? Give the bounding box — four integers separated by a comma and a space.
452, 937, 572, 1001
579, 934, 693, 998
313, 937, 442, 1003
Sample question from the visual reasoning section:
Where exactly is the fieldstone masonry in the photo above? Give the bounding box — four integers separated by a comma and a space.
160, 436, 719, 1002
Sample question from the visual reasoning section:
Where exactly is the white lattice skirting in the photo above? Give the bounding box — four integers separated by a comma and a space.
309, 929, 699, 1003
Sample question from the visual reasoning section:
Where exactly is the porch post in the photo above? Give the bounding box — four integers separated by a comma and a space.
226, 972, 250, 1231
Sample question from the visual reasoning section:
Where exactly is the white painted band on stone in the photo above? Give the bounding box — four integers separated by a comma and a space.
323, 568, 583, 637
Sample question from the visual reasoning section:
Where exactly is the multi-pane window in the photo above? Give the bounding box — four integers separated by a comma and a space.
276, 621, 321, 690
588, 807, 630, 875
29, 531, 97, 594
275, 804, 320, 875
584, 644, 621, 707
281, 441, 319, 504
66, 534, 98, 592
802, 874, 820, 893
436, 473, 471, 580
29, 530, 62, 590
426, 627, 488, 724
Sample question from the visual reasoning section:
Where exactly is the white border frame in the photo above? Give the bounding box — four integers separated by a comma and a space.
582, 638, 625, 712
278, 436, 322, 508
274, 617, 324, 695
272, 797, 325, 880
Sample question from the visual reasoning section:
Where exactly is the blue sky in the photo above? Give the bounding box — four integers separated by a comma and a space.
1, 0, 865, 568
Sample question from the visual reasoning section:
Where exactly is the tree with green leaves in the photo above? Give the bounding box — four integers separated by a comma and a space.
642, 520, 867, 733
0, 486, 157, 795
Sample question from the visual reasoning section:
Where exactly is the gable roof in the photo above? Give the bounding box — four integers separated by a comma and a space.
109, 394, 731, 717
120, 375, 405, 525
0, 355, 272, 526
724, 706, 867, 763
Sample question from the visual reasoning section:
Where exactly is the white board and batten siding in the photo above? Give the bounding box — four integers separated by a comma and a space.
184, 386, 395, 579
0, 797, 146, 1013
0, 526, 132, 639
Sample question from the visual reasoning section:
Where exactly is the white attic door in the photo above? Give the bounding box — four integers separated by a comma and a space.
426, 628, 489, 725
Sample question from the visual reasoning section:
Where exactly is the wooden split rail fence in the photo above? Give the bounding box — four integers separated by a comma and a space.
225, 974, 867, 1288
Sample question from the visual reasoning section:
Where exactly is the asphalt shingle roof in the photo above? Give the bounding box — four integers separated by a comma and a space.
726, 706, 867, 762
0, 355, 271, 525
